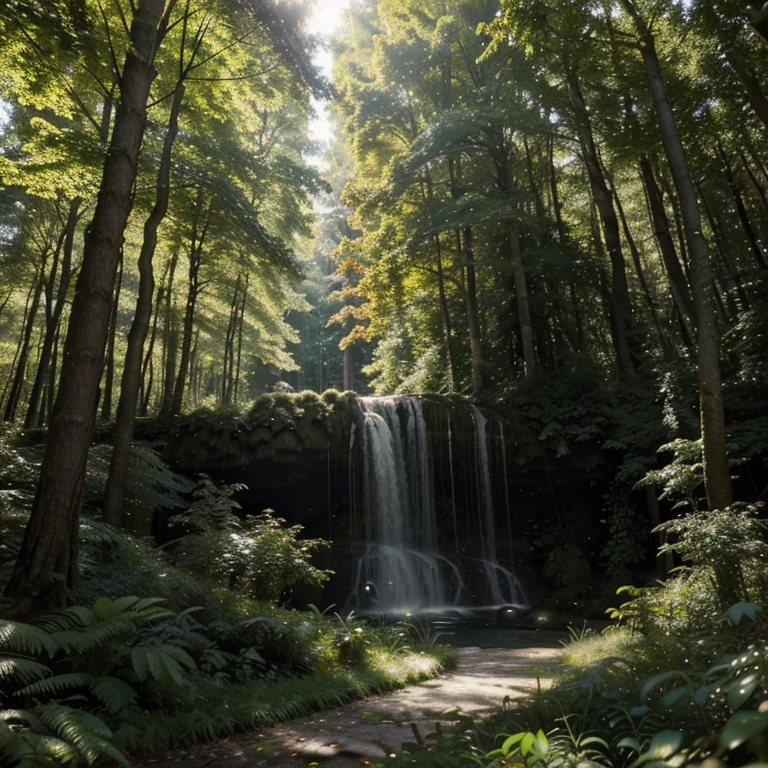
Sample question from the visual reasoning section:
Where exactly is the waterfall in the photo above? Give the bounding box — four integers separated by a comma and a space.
471, 406, 523, 606
353, 397, 462, 611
351, 396, 524, 612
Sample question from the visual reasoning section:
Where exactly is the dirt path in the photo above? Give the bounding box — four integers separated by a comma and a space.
144, 640, 560, 768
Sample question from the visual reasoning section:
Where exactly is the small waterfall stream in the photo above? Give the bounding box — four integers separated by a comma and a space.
351, 395, 524, 613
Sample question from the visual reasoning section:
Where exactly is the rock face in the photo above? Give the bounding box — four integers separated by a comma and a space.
161, 391, 571, 611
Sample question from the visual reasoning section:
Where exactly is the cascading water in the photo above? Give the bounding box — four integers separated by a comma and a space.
351, 395, 525, 613
353, 397, 463, 611
471, 406, 524, 606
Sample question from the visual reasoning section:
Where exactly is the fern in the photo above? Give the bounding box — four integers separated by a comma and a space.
37, 705, 130, 767
0, 621, 58, 658
89, 677, 138, 716
0, 658, 52, 687
131, 644, 196, 687
16, 672, 93, 698
53, 618, 136, 653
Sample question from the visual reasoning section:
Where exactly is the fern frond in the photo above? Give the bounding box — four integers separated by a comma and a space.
0, 708, 47, 732
16, 672, 93, 698
0, 658, 52, 686
89, 677, 138, 715
134, 597, 166, 611
36, 704, 129, 766
24, 732, 81, 765
131, 646, 149, 682
0, 720, 37, 764
0, 622, 58, 657
35, 610, 85, 633
147, 649, 184, 687
53, 618, 136, 652
157, 645, 196, 670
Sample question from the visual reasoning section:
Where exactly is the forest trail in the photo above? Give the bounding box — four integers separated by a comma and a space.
143, 640, 561, 768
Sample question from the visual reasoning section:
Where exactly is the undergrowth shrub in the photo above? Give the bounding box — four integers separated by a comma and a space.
168, 475, 331, 602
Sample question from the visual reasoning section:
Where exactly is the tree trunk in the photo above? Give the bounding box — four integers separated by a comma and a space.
100, 251, 123, 421
159, 247, 180, 416
171, 196, 210, 415
103, 83, 184, 528
4, 0, 168, 613
507, 226, 538, 377
608, 172, 670, 357
25, 198, 82, 428
140, 280, 164, 416
724, 46, 768, 128
627, 9, 733, 510
233, 273, 248, 404
3, 271, 45, 422
639, 157, 696, 342
434, 235, 457, 391
565, 65, 636, 378
463, 226, 484, 395
716, 141, 768, 269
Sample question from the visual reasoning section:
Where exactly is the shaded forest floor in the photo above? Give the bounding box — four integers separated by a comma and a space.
141, 635, 562, 768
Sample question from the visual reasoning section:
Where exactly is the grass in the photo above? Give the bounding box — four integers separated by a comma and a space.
116, 644, 456, 754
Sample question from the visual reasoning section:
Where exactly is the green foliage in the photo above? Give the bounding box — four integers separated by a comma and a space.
83, 443, 195, 533
169, 476, 331, 602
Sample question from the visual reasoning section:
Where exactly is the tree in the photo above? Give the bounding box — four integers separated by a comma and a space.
5, 0, 170, 612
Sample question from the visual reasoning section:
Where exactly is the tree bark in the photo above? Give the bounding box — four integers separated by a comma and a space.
3, 269, 45, 422
507, 226, 538, 377
639, 157, 696, 343
716, 141, 768, 269
5, 0, 168, 613
625, 6, 733, 510
565, 65, 636, 378
25, 198, 82, 428
724, 46, 768, 128
103, 83, 184, 528
171, 192, 210, 415
462, 226, 484, 395
159, 247, 180, 416
100, 251, 123, 421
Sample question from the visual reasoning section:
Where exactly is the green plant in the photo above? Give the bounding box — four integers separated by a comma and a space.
169, 477, 332, 602
486, 722, 610, 767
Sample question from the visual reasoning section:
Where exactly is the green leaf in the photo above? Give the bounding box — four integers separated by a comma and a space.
644, 729, 685, 759
727, 674, 761, 710
719, 711, 768, 751
500, 731, 526, 754
722, 602, 763, 626
617, 737, 642, 752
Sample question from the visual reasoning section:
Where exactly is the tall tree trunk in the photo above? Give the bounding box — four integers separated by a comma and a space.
103, 84, 184, 528
3, 270, 45, 422
507, 226, 538, 377
463, 226, 484, 395
140, 281, 164, 416
724, 46, 768, 128
171, 197, 209, 415
25, 198, 81, 429
696, 180, 749, 312
433, 235, 457, 391
625, 5, 733, 509
5, 0, 168, 613
607, 171, 670, 357
639, 157, 696, 343
100, 251, 124, 421
233, 274, 248, 404
716, 141, 768, 269
565, 64, 636, 378
159, 247, 180, 416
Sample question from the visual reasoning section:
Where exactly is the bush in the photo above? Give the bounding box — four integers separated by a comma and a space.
169, 476, 331, 602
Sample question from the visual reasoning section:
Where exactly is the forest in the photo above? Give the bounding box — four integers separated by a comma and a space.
1, 0, 768, 766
